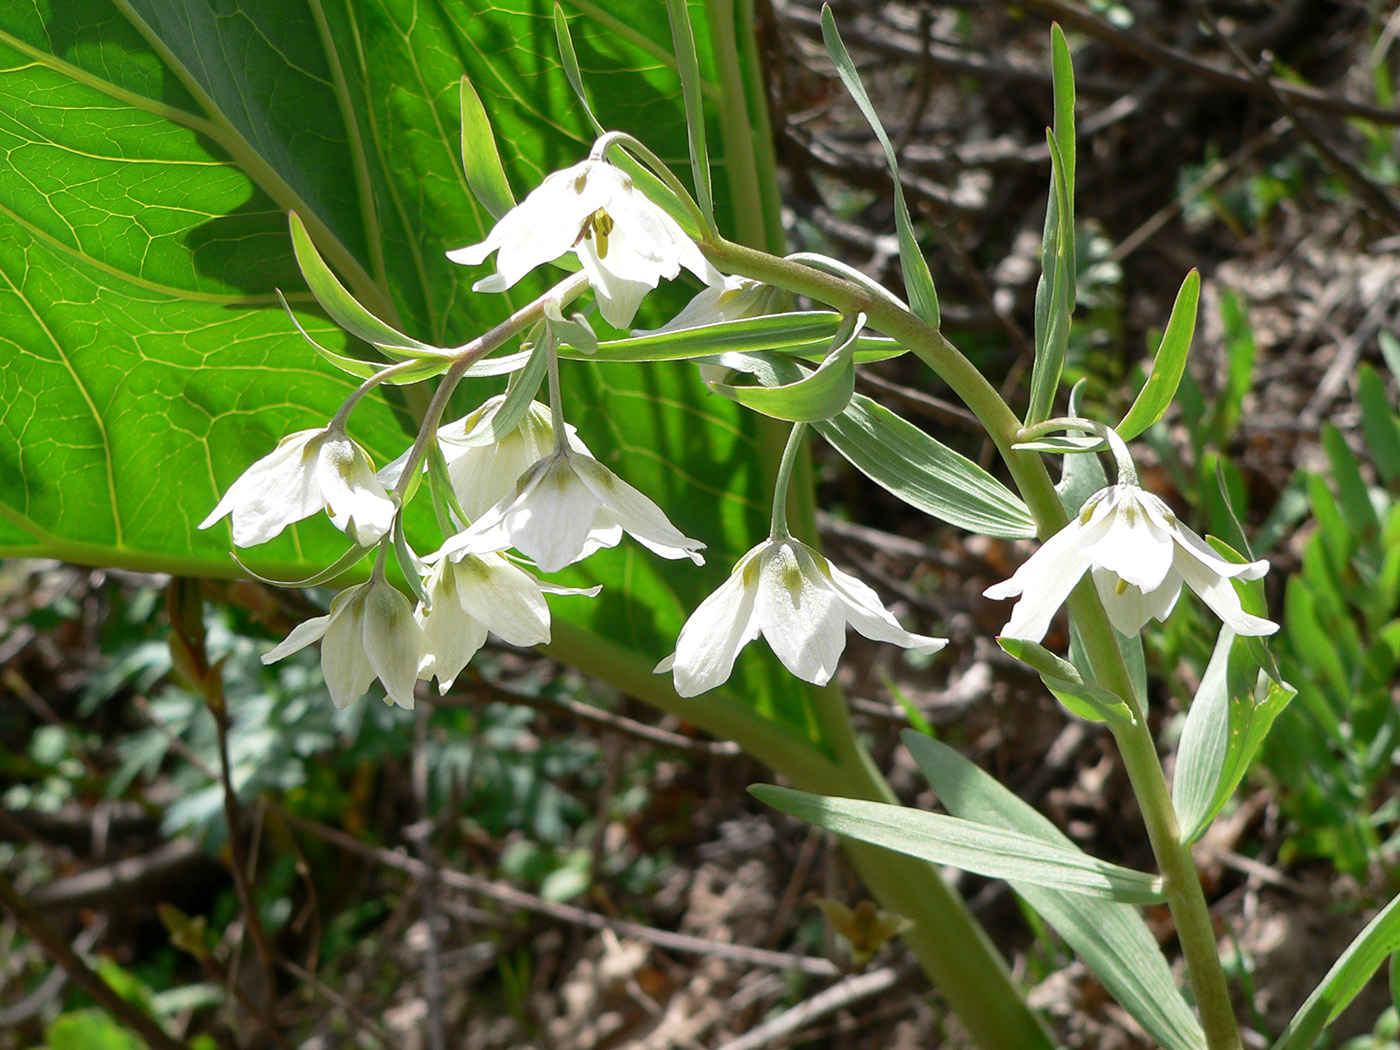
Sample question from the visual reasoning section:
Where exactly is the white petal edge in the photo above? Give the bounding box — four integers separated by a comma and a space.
666, 555, 763, 697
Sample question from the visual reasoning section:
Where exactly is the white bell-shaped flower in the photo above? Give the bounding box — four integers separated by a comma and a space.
378, 397, 588, 521
447, 159, 719, 329
431, 447, 705, 574
200, 427, 396, 547
416, 551, 599, 693
262, 575, 425, 710
631, 275, 775, 335
985, 480, 1278, 642
656, 536, 947, 697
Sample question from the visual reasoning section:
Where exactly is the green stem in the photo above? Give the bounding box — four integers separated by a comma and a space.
388, 273, 588, 503
329, 357, 427, 433
701, 234, 1242, 1050
768, 422, 806, 539
592, 131, 710, 235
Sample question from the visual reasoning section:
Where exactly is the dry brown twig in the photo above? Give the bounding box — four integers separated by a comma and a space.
281, 809, 843, 977
0, 871, 193, 1050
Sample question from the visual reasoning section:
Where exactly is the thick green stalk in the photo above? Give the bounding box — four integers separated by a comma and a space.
701, 235, 1243, 1050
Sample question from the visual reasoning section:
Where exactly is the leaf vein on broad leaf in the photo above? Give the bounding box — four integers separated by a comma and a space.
0, 258, 121, 546
0, 27, 220, 138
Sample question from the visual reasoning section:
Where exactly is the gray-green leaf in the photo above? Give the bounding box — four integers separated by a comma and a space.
751, 784, 1164, 904
903, 734, 1207, 1050
816, 394, 1037, 538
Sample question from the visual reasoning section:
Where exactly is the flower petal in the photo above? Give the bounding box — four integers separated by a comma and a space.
1091, 565, 1182, 636
577, 238, 658, 330
986, 509, 1112, 642
316, 435, 396, 545
823, 556, 948, 655
571, 455, 705, 565
665, 550, 763, 697
452, 554, 553, 647
488, 162, 615, 287
755, 541, 846, 685
1172, 547, 1279, 636
361, 580, 424, 709
202, 430, 324, 547
1081, 488, 1176, 592
319, 589, 377, 709
1167, 515, 1272, 581
261, 613, 331, 664
417, 565, 490, 694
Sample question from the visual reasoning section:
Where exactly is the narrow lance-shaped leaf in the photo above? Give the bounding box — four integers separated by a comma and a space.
1025, 128, 1073, 425
819, 5, 940, 328
751, 784, 1166, 905
1050, 23, 1076, 309
1271, 893, 1400, 1050
664, 0, 715, 231
288, 212, 443, 357
709, 313, 860, 421
816, 394, 1037, 539
998, 637, 1133, 725
1117, 269, 1200, 440
1358, 364, 1400, 486
459, 77, 516, 221
1323, 422, 1382, 539
903, 733, 1207, 1050
277, 291, 449, 386
553, 4, 606, 136
577, 312, 849, 363
1173, 625, 1295, 844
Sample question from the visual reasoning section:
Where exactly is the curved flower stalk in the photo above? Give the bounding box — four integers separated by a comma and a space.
985, 480, 1278, 642
416, 551, 599, 693
262, 574, 425, 710
379, 396, 587, 520
657, 536, 947, 697
447, 158, 720, 328
432, 446, 706, 574
200, 427, 396, 547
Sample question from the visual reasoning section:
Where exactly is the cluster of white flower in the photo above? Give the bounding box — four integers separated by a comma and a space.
203, 153, 1274, 713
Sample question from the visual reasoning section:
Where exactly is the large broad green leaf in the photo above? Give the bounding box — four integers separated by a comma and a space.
0, 0, 821, 736
0, 8, 1062, 1046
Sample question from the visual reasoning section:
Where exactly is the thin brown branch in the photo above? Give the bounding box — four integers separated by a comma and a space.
0, 870, 194, 1050
432, 678, 741, 757
277, 956, 392, 1046
1187, 0, 1400, 236
281, 810, 842, 977
1018, 0, 1400, 125
714, 963, 913, 1050
27, 838, 206, 911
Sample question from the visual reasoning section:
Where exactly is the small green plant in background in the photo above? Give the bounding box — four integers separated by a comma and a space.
1268, 360, 1400, 875
1144, 290, 1400, 879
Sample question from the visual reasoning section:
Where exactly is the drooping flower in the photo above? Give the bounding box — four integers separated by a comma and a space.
416, 551, 599, 693
656, 536, 947, 697
262, 575, 425, 710
379, 396, 587, 521
984, 481, 1278, 642
200, 427, 396, 547
432, 447, 705, 574
632, 275, 775, 336
447, 159, 719, 329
